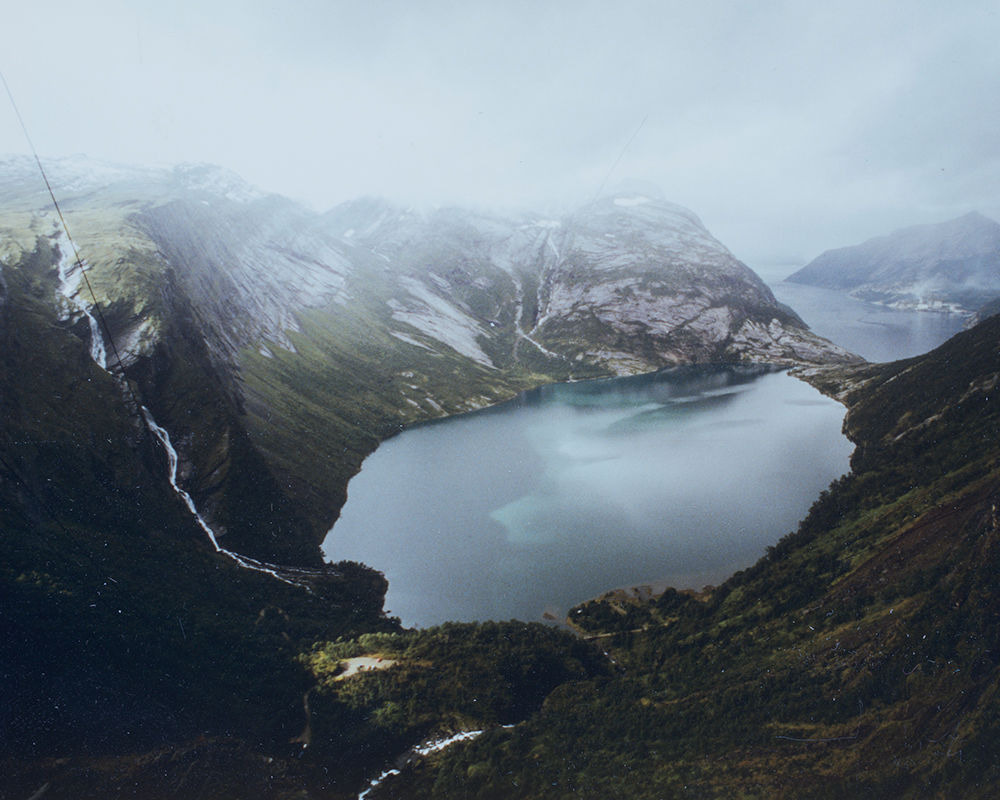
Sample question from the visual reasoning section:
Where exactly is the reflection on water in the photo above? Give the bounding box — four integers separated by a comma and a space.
323, 366, 852, 628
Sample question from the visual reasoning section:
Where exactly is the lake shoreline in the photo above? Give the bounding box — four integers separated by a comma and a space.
325, 366, 853, 628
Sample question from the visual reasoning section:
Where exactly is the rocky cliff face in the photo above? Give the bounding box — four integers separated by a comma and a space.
788, 211, 1000, 313
328, 191, 853, 376
0, 156, 855, 566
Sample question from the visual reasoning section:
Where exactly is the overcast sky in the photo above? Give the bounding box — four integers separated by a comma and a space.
2, 0, 998, 270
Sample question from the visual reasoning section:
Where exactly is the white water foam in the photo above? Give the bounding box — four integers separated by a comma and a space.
358, 730, 486, 799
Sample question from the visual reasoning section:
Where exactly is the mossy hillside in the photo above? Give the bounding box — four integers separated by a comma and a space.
1, 240, 399, 765
22, 192, 362, 564
0, 200, 190, 372
41, 205, 171, 356
382, 316, 1000, 799
297, 622, 609, 787
126, 291, 324, 564
5, 214, 327, 565
0, 237, 176, 541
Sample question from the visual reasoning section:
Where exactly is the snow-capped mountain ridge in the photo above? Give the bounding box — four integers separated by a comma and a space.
0, 155, 855, 564
324, 189, 850, 375
0, 154, 271, 203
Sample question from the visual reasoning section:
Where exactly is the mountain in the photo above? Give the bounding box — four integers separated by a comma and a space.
0, 156, 854, 568
2, 154, 997, 797
969, 295, 1000, 326
327, 192, 849, 374
788, 212, 1000, 313
0, 180, 396, 788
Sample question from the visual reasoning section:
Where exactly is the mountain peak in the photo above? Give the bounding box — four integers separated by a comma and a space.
171, 162, 266, 203
601, 177, 668, 201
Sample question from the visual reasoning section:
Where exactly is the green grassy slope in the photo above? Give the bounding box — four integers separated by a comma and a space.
237, 264, 588, 544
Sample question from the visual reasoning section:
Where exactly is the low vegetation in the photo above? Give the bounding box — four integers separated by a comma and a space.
297, 623, 609, 788
365, 316, 1000, 798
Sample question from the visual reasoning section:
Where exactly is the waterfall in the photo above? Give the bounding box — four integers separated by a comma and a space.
53, 232, 309, 590
55, 238, 107, 370
139, 406, 311, 588
140, 407, 223, 550
357, 730, 487, 799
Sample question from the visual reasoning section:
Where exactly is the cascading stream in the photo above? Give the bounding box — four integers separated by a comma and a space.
55, 239, 107, 369
53, 231, 309, 590
139, 408, 310, 587
357, 730, 487, 800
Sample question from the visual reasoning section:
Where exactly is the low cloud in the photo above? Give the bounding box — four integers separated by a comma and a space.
2, 0, 997, 267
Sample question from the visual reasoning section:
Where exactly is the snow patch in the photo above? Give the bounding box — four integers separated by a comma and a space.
391, 331, 437, 352
389, 278, 495, 367
613, 195, 651, 207
173, 162, 265, 203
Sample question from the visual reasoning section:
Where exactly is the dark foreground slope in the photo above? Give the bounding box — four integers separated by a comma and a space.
371, 315, 1000, 798
0, 234, 396, 797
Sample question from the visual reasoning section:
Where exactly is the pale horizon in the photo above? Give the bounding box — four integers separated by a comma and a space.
3, 0, 998, 268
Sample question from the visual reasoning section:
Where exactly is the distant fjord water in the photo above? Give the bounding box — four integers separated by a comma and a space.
758, 264, 969, 363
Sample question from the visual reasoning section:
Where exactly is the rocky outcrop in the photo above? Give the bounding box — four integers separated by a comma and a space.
327, 191, 856, 376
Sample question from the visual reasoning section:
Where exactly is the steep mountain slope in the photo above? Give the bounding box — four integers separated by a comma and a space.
0, 223, 394, 791
376, 315, 1000, 798
327, 191, 849, 376
1, 156, 854, 568
0, 155, 357, 563
788, 211, 1000, 313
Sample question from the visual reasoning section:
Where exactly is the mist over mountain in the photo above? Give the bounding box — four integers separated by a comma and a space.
0, 155, 854, 564
6, 155, 998, 798
788, 212, 1000, 313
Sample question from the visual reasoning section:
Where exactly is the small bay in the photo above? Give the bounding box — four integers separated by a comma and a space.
323, 366, 853, 627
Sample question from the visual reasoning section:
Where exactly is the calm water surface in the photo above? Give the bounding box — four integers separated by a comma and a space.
769, 280, 968, 363
324, 366, 853, 627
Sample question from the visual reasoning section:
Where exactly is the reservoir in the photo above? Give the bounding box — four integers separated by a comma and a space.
323, 365, 853, 628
